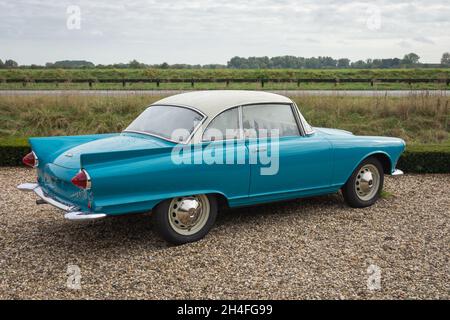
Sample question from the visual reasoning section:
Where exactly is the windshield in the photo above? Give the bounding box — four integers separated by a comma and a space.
124, 105, 204, 142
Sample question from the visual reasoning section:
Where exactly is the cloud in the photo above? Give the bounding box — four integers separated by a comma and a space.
397, 40, 412, 49
90, 30, 104, 37
413, 36, 435, 45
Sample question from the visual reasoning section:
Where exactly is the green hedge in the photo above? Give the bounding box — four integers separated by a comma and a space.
397, 145, 450, 174
0, 138, 30, 166
0, 138, 449, 173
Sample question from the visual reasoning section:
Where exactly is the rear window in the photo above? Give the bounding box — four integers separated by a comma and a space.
125, 105, 204, 142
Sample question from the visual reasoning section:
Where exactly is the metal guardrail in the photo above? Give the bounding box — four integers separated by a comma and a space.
3, 78, 450, 88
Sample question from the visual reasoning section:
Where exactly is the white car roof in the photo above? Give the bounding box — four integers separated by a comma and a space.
152, 90, 293, 118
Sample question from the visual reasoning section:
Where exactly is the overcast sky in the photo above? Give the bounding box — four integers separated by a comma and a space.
1, 0, 449, 65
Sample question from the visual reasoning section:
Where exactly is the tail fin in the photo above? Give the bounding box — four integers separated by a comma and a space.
29, 134, 118, 165
80, 146, 173, 169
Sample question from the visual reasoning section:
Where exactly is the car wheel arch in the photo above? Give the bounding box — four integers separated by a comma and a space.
343, 151, 392, 186
369, 152, 392, 174
209, 193, 230, 209
357, 151, 392, 174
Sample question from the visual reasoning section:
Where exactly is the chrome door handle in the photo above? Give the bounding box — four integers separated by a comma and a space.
251, 147, 267, 153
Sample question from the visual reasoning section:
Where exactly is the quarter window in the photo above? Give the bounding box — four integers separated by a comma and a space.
203, 107, 240, 141
242, 104, 300, 138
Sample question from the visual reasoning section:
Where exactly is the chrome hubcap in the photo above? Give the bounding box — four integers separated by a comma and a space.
175, 198, 202, 227
359, 171, 374, 193
168, 195, 210, 235
355, 164, 380, 201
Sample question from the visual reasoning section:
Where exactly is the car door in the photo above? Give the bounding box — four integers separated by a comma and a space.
242, 103, 333, 198
200, 107, 250, 201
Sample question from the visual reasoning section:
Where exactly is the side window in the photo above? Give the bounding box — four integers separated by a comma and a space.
203, 107, 240, 141
242, 104, 300, 138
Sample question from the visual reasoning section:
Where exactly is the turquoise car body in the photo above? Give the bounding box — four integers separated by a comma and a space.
28, 129, 405, 216
20, 91, 406, 219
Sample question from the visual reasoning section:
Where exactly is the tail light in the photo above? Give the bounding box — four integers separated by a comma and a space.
71, 169, 92, 189
23, 151, 38, 168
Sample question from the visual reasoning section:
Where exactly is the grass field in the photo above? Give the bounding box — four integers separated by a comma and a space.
1, 94, 448, 147
2, 68, 450, 80
1, 68, 450, 91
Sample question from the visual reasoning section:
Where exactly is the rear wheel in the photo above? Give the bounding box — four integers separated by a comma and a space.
153, 194, 217, 245
342, 157, 384, 208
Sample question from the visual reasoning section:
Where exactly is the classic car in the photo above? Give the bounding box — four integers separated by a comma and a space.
18, 90, 405, 244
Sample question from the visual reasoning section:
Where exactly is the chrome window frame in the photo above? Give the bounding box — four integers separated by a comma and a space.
292, 102, 315, 135
241, 102, 304, 138
123, 104, 207, 144
200, 102, 304, 142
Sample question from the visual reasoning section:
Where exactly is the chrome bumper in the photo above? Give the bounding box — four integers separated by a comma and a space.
391, 169, 404, 176
17, 183, 106, 221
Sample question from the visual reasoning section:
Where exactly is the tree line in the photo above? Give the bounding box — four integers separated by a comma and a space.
228, 53, 450, 69
1, 53, 449, 69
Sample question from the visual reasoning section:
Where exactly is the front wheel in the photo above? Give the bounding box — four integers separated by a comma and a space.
342, 157, 384, 208
153, 194, 218, 245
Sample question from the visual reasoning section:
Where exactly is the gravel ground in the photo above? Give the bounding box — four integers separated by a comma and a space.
0, 168, 448, 299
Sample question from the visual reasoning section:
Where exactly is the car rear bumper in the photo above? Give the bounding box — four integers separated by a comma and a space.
391, 169, 404, 176
17, 183, 106, 221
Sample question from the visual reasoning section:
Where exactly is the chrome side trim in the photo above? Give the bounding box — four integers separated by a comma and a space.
392, 169, 404, 176
17, 182, 107, 220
